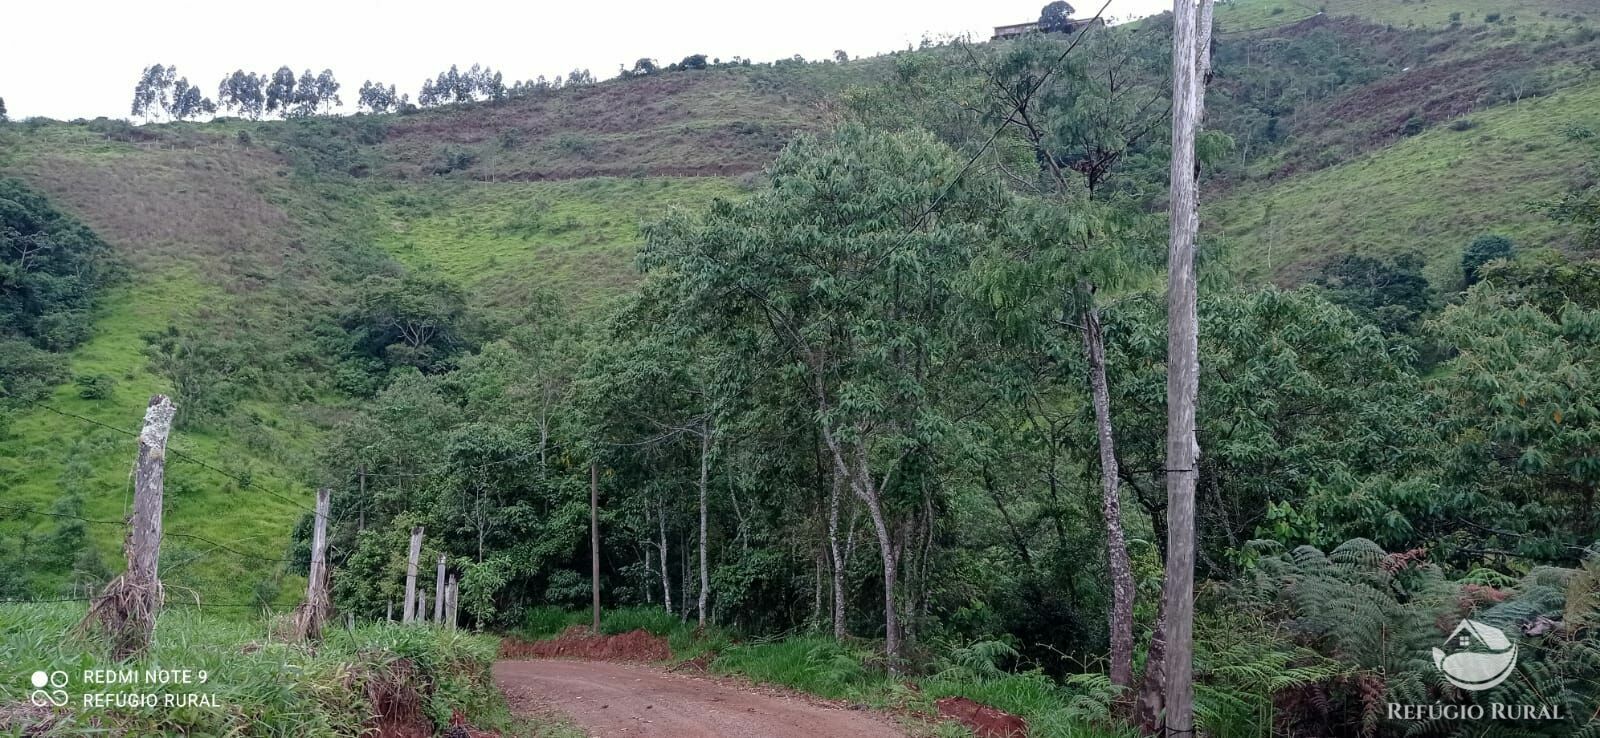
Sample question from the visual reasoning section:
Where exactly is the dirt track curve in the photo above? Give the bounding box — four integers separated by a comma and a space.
494, 659, 907, 737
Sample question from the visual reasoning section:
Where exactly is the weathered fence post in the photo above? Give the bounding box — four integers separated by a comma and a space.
433, 554, 446, 624
83, 395, 176, 658
446, 575, 458, 629
418, 592, 427, 623
293, 488, 332, 640
386, 599, 393, 622
403, 526, 423, 623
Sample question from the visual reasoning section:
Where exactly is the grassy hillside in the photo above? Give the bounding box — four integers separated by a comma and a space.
1, 4, 1594, 608
1212, 79, 1600, 284
0, 62, 840, 606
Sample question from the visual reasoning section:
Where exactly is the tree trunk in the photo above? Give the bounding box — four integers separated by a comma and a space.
591, 462, 601, 632
697, 425, 710, 628
1159, 0, 1213, 732
657, 498, 673, 614
827, 460, 848, 640
1083, 305, 1135, 691
1135, 588, 1169, 732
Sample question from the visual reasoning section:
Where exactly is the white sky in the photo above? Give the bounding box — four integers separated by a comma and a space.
2, 0, 1171, 121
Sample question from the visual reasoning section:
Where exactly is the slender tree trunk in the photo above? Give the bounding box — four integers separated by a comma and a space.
657, 497, 673, 614
697, 426, 710, 628
1135, 588, 1169, 732
591, 462, 601, 632
1159, 0, 1212, 732
1083, 304, 1135, 692
827, 460, 848, 640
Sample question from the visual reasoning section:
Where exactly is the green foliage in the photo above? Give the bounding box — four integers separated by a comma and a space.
0, 178, 118, 350
1462, 233, 1516, 285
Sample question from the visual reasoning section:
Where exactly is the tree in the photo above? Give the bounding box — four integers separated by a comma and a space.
418, 79, 439, 107
1039, 1, 1077, 32
313, 69, 341, 114
131, 64, 175, 121
265, 66, 296, 118
167, 78, 215, 121
0, 97, 8, 123
628, 58, 658, 77
357, 81, 399, 114
834, 50, 850, 64
1461, 233, 1515, 285
642, 125, 1012, 670
217, 71, 265, 119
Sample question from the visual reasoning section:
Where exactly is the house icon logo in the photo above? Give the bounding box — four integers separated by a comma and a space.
1431, 619, 1518, 691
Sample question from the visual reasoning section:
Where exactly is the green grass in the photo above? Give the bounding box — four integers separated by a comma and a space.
0, 602, 561, 736
1215, 0, 1596, 31
0, 268, 317, 609
1210, 78, 1600, 285
374, 177, 743, 309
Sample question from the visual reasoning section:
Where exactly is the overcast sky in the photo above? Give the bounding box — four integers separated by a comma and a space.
3, 0, 1171, 121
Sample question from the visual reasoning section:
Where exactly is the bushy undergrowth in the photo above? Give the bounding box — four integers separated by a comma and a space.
0, 603, 516, 736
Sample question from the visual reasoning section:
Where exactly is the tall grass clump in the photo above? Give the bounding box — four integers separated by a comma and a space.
711, 635, 885, 700
0, 602, 512, 736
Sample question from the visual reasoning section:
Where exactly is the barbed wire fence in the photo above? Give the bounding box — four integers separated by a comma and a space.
1, 396, 463, 643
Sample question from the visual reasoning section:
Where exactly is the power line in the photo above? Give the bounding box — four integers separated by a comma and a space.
0, 504, 297, 563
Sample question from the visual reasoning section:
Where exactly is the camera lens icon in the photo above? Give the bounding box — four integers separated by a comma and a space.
28, 670, 69, 707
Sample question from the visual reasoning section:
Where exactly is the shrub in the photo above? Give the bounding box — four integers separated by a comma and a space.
1462, 233, 1515, 285
74, 373, 117, 400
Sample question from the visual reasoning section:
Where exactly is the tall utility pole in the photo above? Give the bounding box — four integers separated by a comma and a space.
1161, 0, 1215, 734
591, 462, 601, 631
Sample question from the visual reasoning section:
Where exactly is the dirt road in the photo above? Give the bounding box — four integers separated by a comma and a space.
493, 660, 907, 737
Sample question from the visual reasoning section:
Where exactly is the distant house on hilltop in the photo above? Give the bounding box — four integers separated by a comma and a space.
991, 16, 1105, 41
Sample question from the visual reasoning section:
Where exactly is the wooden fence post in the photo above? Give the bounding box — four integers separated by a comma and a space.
83, 395, 175, 658
386, 599, 393, 622
446, 576, 458, 629
433, 554, 446, 624
293, 488, 332, 641
418, 592, 427, 623
403, 526, 423, 623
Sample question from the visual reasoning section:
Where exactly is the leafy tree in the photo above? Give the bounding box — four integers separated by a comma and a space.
418, 79, 439, 107
1039, 0, 1077, 32
566, 68, 596, 86
357, 80, 399, 113
0, 97, 7, 123
217, 71, 265, 120
167, 77, 216, 121
141, 324, 247, 429
0, 178, 118, 351
1462, 233, 1515, 285
1312, 252, 1435, 335
130, 63, 175, 121
627, 58, 658, 77
345, 272, 470, 373
264, 66, 296, 118
642, 124, 1013, 669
